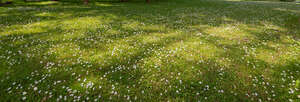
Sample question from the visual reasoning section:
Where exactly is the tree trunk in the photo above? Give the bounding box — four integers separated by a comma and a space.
84, 0, 88, 4
146, 0, 149, 3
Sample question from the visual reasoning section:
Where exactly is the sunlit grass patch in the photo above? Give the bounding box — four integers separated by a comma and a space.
27, 1, 59, 5
94, 2, 116, 7
61, 17, 102, 30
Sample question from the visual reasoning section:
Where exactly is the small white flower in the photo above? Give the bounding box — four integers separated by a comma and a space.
7, 87, 11, 91
22, 96, 26, 100
34, 87, 38, 91
254, 92, 258, 96
219, 90, 224, 93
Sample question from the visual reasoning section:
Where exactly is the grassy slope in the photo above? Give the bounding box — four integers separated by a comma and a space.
0, 0, 299, 101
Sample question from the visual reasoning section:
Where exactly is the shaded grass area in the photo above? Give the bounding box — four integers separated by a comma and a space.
0, 0, 300, 101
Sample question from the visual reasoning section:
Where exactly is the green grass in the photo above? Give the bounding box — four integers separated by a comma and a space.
0, 0, 300, 101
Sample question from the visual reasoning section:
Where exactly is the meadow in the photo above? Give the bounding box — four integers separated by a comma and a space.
0, 0, 299, 101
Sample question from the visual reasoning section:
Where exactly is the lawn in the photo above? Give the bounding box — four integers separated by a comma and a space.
0, 0, 299, 101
